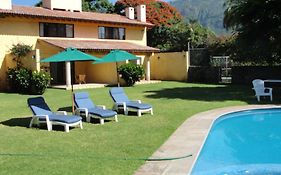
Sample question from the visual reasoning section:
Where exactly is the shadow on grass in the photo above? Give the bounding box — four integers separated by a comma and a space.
115, 109, 147, 117
1, 117, 75, 132
1, 117, 31, 128
144, 84, 281, 104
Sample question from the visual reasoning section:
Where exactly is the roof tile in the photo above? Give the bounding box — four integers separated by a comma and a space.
0, 5, 154, 27
40, 39, 159, 52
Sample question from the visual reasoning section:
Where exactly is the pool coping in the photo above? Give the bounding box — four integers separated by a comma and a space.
134, 105, 280, 175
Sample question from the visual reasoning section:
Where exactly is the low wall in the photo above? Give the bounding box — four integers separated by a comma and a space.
150, 51, 189, 81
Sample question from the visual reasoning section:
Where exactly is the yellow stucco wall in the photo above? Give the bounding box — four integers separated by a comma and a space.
0, 15, 149, 88
82, 52, 150, 84
151, 52, 189, 81
0, 17, 39, 89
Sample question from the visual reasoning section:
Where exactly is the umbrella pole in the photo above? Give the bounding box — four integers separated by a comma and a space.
72, 84, 75, 114
116, 62, 120, 87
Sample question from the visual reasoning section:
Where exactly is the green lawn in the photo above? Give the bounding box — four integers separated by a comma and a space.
0, 81, 274, 175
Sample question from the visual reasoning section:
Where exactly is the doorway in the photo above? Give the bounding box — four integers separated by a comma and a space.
50, 62, 75, 85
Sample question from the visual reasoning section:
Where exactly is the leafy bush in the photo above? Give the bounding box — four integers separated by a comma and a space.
188, 66, 221, 83
118, 63, 145, 86
7, 68, 31, 93
7, 68, 51, 94
30, 71, 52, 95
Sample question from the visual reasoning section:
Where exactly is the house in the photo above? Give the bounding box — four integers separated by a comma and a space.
0, 0, 159, 89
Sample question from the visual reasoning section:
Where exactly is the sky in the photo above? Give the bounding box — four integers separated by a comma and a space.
12, 0, 118, 6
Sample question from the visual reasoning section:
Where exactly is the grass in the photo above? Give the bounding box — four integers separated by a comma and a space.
0, 81, 276, 175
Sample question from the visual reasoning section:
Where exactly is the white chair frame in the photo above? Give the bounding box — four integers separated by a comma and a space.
75, 105, 118, 124
29, 111, 83, 132
113, 100, 153, 117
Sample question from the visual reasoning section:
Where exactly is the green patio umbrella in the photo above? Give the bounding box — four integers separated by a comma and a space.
93, 50, 139, 86
41, 47, 100, 63
41, 47, 100, 113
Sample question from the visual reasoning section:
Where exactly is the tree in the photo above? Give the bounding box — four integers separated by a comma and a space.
224, 0, 281, 64
114, 0, 182, 26
148, 22, 216, 52
10, 43, 32, 69
83, 0, 114, 13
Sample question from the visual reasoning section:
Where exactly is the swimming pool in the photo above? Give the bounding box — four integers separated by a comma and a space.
191, 108, 281, 175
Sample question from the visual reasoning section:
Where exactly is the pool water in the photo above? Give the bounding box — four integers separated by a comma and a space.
191, 108, 281, 175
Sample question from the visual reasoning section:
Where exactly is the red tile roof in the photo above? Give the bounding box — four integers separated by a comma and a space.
40, 39, 159, 53
0, 5, 154, 27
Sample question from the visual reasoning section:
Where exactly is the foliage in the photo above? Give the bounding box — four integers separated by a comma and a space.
224, 0, 281, 64
170, 0, 228, 35
7, 68, 32, 93
35, 1, 42, 7
207, 35, 236, 56
30, 71, 52, 95
148, 22, 216, 52
118, 63, 145, 86
114, 0, 182, 26
10, 43, 32, 69
82, 0, 114, 13
188, 66, 221, 83
6, 68, 51, 94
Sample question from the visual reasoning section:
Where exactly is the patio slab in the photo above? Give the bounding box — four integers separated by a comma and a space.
51, 83, 107, 90
51, 80, 161, 90
134, 105, 279, 175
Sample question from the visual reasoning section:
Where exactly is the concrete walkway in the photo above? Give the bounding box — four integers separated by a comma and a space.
135, 105, 279, 175
51, 80, 161, 90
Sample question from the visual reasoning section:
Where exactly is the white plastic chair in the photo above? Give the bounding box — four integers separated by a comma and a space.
252, 79, 273, 102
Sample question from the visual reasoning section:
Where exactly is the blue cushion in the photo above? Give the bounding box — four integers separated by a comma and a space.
88, 108, 117, 118
74, 92, 116, 118
27, 97, 53, 115
110, 88, 152, 110
74, 92, 96, 109
28, 97, 82, 124
39, 115, 82, 124
109, 87, 130, 103
126, 101, 152, 110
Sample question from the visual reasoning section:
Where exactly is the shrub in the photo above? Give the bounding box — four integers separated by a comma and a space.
7, 68, 31, 93
118, 63, 145, 86
30, 71, 52, 95
187, 66, 221, 83
7, 68, 51, 94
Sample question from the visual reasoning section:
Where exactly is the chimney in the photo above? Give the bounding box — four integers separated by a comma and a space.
42, 0, 82, 12
0, 0, 12, 10
136, 5, 146, 22
125, 7, 134, 20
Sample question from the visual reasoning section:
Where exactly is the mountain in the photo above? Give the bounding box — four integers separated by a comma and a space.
169, 0, 228, 35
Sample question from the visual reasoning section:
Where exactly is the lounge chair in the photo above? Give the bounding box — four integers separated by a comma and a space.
27, 97, 83, 132
109, 87, 153, 117
73, 92, 118, 124
252, 79, 273, 102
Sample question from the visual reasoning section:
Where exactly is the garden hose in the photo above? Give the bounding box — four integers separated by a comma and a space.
0, 153, 192, 161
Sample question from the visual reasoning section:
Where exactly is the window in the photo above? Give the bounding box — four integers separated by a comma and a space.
39, 23, 74, 38
98, 26, 125, 40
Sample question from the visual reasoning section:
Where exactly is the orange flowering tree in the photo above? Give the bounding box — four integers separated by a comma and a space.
114, 0, 182, 26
